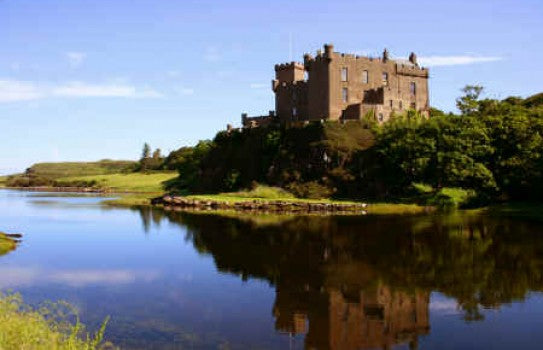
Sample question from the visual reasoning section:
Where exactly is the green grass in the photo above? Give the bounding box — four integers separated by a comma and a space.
185, 193, 361, 205
219, 185, 296, 200
101, 194, 154, 206
57, 172, 178, 193
27, 160, 137, 178
0, 293, 110, 349
0, 176, 7, 187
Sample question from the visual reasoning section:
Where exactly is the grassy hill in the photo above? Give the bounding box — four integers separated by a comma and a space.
57, 172, 177, 193
27, 159, 137, 178
3, 160, 177, 196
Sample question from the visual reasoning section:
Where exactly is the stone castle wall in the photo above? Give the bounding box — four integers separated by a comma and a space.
241, 43, 430, 127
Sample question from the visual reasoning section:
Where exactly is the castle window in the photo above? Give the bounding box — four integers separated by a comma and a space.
410, 82, 416, 95
399, 101, 403, 110
362, 70, 368, 84
341, 67, 348, 82
382, 72, 389, 86
342, 88, 348, 103
292, 107, 297, 116
389, 100, 393, 108
378, 113, 384, 122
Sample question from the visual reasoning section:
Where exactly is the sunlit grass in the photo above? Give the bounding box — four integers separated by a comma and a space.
102, 194, 153, 206
219, 185, 296, 200
57, 172, 177, 193
0, 293, 111, 350
29, 160, 136, 177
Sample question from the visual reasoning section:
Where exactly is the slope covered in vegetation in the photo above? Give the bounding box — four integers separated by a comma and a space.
166, 88, 543, 207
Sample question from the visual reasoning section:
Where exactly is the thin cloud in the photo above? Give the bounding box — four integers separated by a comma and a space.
0, 80, 43, 102
418, 55, 502, 67
0, 79, 163, 102
52, 82, 163, 98
66, 52, 86, 68
53, 82, 137, 97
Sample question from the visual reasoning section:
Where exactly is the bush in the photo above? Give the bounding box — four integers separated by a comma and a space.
221, 184, 295, 199
426, 187, 478, 209
286, 181, 334, 199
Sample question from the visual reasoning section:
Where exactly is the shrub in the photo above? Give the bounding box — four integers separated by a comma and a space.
286, 181, 334, 199
222, 184, 295, 199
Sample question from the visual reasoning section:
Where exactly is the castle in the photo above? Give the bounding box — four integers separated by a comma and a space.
241, 44, 430, 128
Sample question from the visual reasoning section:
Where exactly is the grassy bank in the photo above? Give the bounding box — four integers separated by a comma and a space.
0, 293, 110, 349
147, 185, 429, 215
57, 172, 177, 193
0, 176, 6, 187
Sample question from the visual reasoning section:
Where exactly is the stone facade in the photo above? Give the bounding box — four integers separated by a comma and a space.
242, 44, 430, 127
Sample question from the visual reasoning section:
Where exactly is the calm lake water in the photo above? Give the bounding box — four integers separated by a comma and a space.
1, 189, 543, 349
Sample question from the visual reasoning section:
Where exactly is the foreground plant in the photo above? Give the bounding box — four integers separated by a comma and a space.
0, 293, 112, 349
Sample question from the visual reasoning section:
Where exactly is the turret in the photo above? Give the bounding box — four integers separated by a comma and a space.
409, 52, 418, 65
324, 43, 334, 58
383, 48, 390, 62
274, 62, 305, 85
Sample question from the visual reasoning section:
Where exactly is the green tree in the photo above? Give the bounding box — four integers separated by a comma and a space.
139, 143, 152, 171
456, 85, 484, 115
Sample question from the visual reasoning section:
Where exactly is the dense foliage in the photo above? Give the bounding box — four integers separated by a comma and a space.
165, 88, 543, 205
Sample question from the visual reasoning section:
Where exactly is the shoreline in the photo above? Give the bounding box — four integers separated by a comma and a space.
152, 195, 369, 213
2, 187, 435, 215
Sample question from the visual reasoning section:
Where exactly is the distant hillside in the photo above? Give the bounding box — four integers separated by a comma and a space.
27, 160, 137, 178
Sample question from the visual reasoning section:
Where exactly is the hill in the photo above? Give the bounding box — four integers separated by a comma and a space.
27, 159, 137, 178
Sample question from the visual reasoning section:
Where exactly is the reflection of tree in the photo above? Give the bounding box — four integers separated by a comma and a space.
134, 209, 543, 348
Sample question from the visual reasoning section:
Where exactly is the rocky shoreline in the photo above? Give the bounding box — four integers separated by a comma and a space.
151, 195, 368, 214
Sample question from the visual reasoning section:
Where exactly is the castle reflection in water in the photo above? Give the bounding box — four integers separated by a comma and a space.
274, 286, 429, 350
136, 207, 543, 349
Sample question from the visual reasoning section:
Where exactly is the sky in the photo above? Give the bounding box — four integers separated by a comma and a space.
1, 0, 542, 174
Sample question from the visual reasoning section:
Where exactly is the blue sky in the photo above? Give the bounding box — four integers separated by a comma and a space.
1, 0, 542, 174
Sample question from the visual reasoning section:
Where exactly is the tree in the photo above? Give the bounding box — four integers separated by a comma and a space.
152, 148, 162, 160
140, 143, 152, 171
456, 85, 484, 115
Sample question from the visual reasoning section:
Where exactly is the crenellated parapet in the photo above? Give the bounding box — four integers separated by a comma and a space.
274, 62, 305, 72
236, 43, 431, 128
396, 64, 429, 77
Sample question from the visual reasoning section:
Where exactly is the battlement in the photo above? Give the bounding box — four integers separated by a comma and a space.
274, 62, 305, 71
237, 43, 430, 128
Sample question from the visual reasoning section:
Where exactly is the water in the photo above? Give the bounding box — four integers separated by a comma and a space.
1, 189, 543, 349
